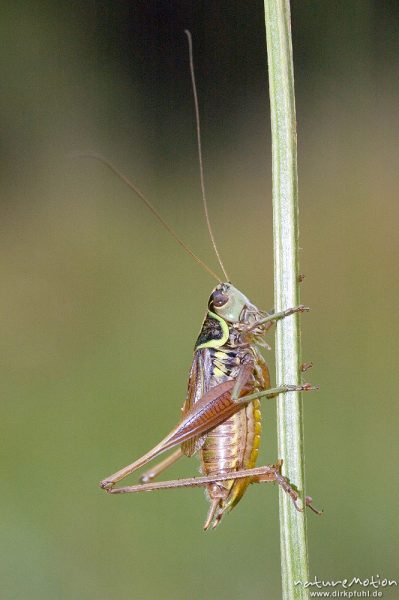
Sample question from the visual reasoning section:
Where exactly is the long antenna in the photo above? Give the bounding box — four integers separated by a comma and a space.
184, 30, 230, 282
76, 153, 221, 283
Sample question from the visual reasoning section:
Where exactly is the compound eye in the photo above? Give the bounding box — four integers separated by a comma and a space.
213, 290, 229, 308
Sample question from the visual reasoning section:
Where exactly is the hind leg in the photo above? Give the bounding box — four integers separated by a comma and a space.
139, 448, 183, 483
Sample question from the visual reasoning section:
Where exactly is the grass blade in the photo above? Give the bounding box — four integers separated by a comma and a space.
264, 1, 310, 597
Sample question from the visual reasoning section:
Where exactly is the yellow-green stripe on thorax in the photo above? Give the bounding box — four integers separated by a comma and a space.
195, 310, 229, 350
195, 310, 242, 381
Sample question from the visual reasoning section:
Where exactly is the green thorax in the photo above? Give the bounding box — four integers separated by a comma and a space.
194, 282, 263, 351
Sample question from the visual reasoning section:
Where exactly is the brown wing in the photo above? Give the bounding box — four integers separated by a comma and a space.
169, 359, 254, 453
180, 350, 211, 457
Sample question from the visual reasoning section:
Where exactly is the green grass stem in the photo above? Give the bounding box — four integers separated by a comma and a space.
264, 2, 310, 598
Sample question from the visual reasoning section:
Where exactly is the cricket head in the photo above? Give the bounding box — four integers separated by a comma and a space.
208, 283, 263, 324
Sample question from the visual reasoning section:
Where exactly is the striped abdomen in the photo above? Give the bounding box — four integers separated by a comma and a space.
200, 394, 262, 527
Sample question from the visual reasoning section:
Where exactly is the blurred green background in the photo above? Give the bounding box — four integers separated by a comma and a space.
1, 2, 398, 599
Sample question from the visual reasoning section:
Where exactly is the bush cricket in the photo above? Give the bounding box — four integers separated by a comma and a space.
97, 31, 319, 530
